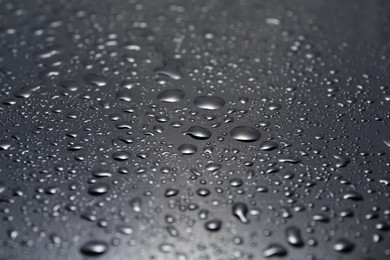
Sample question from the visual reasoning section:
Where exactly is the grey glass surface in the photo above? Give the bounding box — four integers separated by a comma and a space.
0, 0, 389, 259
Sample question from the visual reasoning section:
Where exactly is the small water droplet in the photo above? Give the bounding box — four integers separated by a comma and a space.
194, 96, 225, 110
230, 126, 261, 142
232, 202, 249, 224
88, 183, 110, 196
285, 226, 304, 247
178, 144, 197, 155
80, 240, 108, 256
183, 126, 212, 140
158, 89, 185, 103
112, 151, 131, 161
263, 244, 287, 258
333, 238, 355, 253
205, 219, 222, 232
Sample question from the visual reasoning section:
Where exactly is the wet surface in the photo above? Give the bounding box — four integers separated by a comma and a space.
0, 0, 390, 259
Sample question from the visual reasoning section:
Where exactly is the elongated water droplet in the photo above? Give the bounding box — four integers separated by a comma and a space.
230, 126, 261, 142
80, 240, 108, 256
285, 226, 304, 247
183, 126, 212, 140
232, 202, 249, 224
158, 89, 185, 103
194, 96, 225, 110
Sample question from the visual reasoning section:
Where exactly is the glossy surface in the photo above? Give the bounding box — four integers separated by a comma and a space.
0, 0, 390, 259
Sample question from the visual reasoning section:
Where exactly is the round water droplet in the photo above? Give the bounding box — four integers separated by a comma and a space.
197, 188, 211, 197
230, 126, 261, 142
205, 219, 222, 232
194, 96, 225, 110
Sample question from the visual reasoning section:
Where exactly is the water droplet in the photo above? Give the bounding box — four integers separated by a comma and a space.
178, 144, 197, 155
183, 126, 212, 140
333, 238, 354, 253
155, 60, 182, 80
343, 191, 363, 201
205, 219, 222, 232
92, 170, 112, 178
259, 140, 278, 151
194, 96, 225, 110
80, 240, 108, 256
61, 81, 78, 92
230, 126, 261, 142
263, 244, 287, 257
0, 140, 11, 151
88, 183, 110, 196
14, 85, 40, 98
383, 137, 390, 148
205, 162, 222, 172
285, 226, 304, 247
232, 202, 249, 224
158, 89, 185, 103
129, 197, 142, 212
84, 74, 107, 87
116, 225, 133, 235
165, 188, 179, 197
112, 151, 131, 161
333, 154, 350, 168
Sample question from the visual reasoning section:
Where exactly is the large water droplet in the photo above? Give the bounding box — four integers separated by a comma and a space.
0, 140, 11, 151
